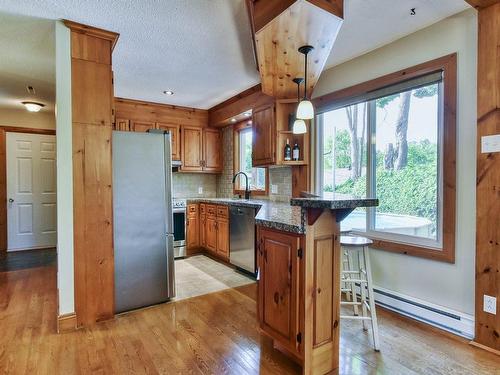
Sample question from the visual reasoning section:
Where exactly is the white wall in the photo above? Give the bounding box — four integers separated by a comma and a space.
55, 20, 74, 316
314, 9, 477, 316
0, 107, 55, 129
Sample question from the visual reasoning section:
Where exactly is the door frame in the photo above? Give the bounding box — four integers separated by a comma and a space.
0, 126, 56, 253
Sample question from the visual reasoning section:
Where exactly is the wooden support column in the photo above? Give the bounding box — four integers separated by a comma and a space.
64, 20, 119, 327
471, 0, 500, 354
303, 209, 340, 374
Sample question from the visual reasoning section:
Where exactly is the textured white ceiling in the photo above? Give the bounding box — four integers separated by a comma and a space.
0, 12, 55, 112
325, 0, 470, 68
0, 1, 471, 110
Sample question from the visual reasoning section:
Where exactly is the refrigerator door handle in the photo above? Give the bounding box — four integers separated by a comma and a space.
166, 232, 175, 298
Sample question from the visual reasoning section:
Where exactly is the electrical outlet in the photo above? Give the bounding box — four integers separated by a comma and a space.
483, 295, 497, 315
271, 184, 278, 194
198, 186, 203, 195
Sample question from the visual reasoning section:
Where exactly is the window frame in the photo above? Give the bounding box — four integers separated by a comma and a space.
233, 120, 269, 196
313, 54, 457, 263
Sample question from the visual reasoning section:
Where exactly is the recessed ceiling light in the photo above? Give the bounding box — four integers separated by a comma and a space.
244, 112, 251, 117
22, 101, 44, 112
163, 90, 174, 95
231, 118, 237, 123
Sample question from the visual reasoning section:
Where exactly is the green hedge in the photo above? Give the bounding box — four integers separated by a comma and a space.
333, 141, 438, 229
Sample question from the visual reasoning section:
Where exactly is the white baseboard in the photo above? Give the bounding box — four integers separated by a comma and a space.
371, 286, 474, 339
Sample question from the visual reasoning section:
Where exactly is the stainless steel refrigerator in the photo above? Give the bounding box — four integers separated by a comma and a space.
112, 130, 175, 313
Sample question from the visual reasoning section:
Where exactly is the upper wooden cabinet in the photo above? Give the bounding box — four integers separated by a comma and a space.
115, 118, 130, 131
181, 126, 203, 171
252, 104, 276, 166
156, 123, 180, 161
181, 127, 222, 173
131, 120, 155, 132
203, 128, 222, 172
247, 0, 343, 98
252, 100, 310, 168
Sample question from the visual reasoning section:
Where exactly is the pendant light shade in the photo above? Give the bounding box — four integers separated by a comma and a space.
296, 100, 314, 120
292, 77, 307, 134
296, 45, 315, 120
292, 118, 307, 134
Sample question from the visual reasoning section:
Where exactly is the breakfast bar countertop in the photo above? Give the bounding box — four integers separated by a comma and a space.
186, 195, 378, 234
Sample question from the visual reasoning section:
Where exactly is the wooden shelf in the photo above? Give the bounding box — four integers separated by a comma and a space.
276, 130, 309, 166
281, 160, 308, 166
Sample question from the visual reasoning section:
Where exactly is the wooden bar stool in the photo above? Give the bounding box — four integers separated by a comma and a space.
340, 235, 380, 351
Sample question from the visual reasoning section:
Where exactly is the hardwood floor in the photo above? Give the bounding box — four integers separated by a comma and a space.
1, 264, 499, 374
0, 248, 56, 272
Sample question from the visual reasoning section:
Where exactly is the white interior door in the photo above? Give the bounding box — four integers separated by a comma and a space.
7, 132, 57, 251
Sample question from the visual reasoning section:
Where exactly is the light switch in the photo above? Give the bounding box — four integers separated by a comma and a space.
481, 134, 500, 153
271, 185, 278, 194
198, 186, 203, 194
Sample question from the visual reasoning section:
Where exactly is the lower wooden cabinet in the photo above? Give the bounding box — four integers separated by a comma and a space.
186, 204, 199, 254
257, 226, 303, 359
186, 203, 230, 261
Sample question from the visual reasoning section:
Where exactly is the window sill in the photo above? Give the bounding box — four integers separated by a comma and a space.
361, 236, 454, 263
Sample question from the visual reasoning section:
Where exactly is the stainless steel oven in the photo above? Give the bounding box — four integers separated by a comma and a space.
173, 200, 186, 258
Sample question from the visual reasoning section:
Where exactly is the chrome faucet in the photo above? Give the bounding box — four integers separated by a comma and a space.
232, 172, 251, 200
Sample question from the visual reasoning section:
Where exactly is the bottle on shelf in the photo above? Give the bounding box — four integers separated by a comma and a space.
292, 143, 300, 161
284, 138, 292, 161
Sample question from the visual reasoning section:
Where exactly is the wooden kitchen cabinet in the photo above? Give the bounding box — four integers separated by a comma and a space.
252, 103, 276, 166
186, 203, 200, 253
216, 205, 229, 260
257, 226, 303, 359
200, 204, 206, 248
203, 128, 222, 172
180, 127, 222, 173
115, 118, 130, 131
131, 120, 155, 132
156, 122, 180, 160
181, 126, 203, 171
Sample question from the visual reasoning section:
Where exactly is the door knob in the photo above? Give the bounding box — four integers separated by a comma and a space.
8, 198, 14, 203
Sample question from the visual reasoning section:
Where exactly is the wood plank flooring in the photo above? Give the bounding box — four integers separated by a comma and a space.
1, 264, 499, 374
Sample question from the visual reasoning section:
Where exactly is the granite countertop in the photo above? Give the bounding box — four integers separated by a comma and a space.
186, 198, 305, 234
186, 194, 378, 234
290, 193, 378, 210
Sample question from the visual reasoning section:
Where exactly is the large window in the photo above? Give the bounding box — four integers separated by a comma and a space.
316, 55, 456, 261
234, 124, 267, 194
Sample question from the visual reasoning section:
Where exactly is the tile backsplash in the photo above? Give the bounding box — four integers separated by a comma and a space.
172, 173, 217, 199
216, 126, 234, 198
268, 166, 292, 202
214, 124, 293, 202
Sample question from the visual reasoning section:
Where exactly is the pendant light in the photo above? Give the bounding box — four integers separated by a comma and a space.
296, 45, 315, 120
292, 78, 307, 134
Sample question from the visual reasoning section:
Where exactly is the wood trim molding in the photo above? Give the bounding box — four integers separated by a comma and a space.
63, 20, 119, 51
470, 341, 500, 356
0, 126, 56, 253
57, 313, 78, 333
313, 54, 457, 263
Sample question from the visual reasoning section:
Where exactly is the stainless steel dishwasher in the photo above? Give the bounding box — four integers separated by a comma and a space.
229, 206, 256, 274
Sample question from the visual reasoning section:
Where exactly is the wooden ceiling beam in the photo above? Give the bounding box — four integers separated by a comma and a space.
465, 0, 500, 9
246, 0, 344, 99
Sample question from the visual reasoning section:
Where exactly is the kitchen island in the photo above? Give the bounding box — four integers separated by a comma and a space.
187, 196, 377, 374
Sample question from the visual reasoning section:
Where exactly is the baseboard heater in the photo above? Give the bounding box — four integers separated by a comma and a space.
349, 285, 474, 339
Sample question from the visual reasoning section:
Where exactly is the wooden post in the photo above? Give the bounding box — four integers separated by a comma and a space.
471, 0, 500, 354
64, 20, 119, 327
